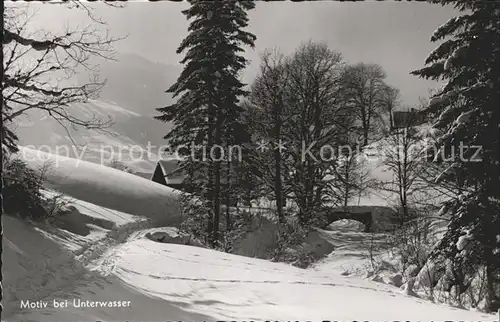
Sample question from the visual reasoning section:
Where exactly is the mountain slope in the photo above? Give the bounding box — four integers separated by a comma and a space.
14, 53, 180, 173
97, 53, 180, 116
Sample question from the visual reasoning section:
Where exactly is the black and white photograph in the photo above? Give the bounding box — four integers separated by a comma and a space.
1, 0, 499, 321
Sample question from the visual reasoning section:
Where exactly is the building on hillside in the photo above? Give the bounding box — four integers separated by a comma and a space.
151, 159, 185, 190
150, 159, 239, 206
151, 160, 296, 209
392, 109, 426, 129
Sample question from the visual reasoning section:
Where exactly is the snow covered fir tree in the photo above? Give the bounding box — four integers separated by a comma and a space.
155, 0, 256, 247
412, 0, 500, 312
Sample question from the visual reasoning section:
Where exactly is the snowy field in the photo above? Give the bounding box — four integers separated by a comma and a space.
6, 225, 494, 321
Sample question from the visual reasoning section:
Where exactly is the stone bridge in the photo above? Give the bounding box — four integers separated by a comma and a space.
318, 206, 398, 232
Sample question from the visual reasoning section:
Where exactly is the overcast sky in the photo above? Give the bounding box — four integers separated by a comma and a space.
29, 1, 457, 106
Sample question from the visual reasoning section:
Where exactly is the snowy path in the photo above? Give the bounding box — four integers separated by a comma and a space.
311, 220, 392, 276
7, 273, 215, 322
4, 212, 217, 322
3, 211, 156, 321
5, 216, 495, 321
84, 231, 494, 321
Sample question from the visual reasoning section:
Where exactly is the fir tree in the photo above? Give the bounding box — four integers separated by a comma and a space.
155, 1, 256, 246
412, 1, 500, 312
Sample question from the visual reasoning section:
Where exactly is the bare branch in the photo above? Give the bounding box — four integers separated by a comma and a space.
2, 2, 125, 152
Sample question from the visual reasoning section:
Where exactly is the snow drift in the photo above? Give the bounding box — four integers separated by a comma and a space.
17, 146, 181, 225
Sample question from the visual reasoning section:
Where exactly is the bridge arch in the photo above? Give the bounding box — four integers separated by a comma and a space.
325, 211, 373, 232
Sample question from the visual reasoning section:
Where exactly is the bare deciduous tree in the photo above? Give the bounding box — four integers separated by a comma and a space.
342, 63, 388, 146
248, 49, 290, 221
281, 42, 349, 224
2, 4, 124, 153
379, 85, 400, 132
378, 109, 430, 222
1, 5, 122, 317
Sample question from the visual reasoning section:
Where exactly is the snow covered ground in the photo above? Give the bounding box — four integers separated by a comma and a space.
42, 189, 141, 227
7, 225, 493, 321
310, 220, 389, 276
5, 206, 494, 322
4, 147, 495, 321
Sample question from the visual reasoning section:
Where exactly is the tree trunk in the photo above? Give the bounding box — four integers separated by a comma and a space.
211, 104, 223, 247
363, 127, 369, 147
389, 109, 394, 131
206, 112, 215, 244
212, 169, 221, 247
225, 160, 232, 231
485, 247, 500, 312
344, 159, 350, 210
272, 104, 284, 222
274, 142, 284, 222
305, 158, 315, 222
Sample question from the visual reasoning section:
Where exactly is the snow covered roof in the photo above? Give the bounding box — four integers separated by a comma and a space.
155, 159, 184, 185
157, 159, 182, 176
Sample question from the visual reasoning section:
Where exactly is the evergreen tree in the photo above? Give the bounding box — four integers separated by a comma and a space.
221, 101, 254, 233
155, 1, 256, 246
412, 1, 500, 312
